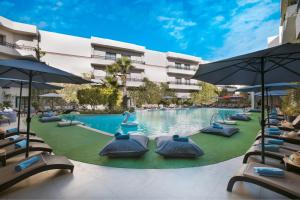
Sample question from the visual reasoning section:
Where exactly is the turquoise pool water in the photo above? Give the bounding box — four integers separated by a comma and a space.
74, 108, 241, 136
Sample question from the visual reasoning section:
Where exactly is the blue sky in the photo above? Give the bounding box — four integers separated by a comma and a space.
0, 0, 280, 61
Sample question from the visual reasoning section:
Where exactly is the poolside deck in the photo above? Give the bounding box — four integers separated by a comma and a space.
0, 155, 287, 199
0, 117, 288, 199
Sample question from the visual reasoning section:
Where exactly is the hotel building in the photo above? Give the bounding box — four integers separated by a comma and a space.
268, 0, 300, 47
0, 16, 204, 108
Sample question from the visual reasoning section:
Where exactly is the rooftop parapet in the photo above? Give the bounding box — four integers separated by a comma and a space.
0, 16, 37, 35
91, 37, 145, 53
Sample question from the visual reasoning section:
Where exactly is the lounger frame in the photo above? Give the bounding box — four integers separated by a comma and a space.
0, 154, 74, 192
227, 164, 300, 199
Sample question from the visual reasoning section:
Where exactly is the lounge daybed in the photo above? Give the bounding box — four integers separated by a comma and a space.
227, 162, 300, 199
200, 123, 239, 137
0, 135, 44, 148
0, 128, 36, 139
230, 114, 251, 121
0, 142, 52, 166
39, 116, 61, 123
155, 135, 204, 158
99, 134, 149, 157
0, 153, 74, 192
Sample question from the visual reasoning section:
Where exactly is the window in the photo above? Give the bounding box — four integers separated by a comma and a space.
175, 62, 181, 68
184, 64, 190, 70
0, 34, 5, 45
175, 78, 181, 84
185, 79, 191, 85
105, 52, 116, 60
122, 54, 131, 59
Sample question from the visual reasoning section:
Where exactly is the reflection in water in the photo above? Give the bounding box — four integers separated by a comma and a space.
75, 108, 241, 136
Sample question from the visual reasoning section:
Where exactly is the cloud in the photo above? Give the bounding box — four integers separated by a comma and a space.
213, 15, 225, 24
157, 15, 197, 49
211, 0, 280, 60
236, 0, 261, 6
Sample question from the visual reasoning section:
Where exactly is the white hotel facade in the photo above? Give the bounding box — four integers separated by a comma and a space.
0, 16, 204, 107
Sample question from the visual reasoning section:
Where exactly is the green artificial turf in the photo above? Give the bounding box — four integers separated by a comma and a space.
31, 113, 260, 169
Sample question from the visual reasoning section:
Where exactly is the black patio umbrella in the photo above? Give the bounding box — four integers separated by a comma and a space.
236, 83, 300, 125
0, 78, 63, 134
0, 60, 91, 157
192, 43, 300, 163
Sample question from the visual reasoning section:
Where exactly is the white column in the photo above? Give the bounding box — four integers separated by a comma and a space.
250, 92, 255, 109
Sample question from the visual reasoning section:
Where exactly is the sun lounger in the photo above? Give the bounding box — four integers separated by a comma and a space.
252, 139, 300, 152
0, 135, 44, 148
227, 162, 300, 199
0, 142, 52, 166
201, 125, 239, 137
243, 144, 294, 164
155, 136, 204, 158
0, 153, 74, 192
256, 131, 300, 144
0, 128, 36, 139
272, 115, 300, 131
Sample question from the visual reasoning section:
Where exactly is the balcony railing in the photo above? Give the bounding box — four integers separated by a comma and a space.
168, 81, 199, 86
95, 76, 144, 82
126, 77, 144, 82
167, 65, 197, 71
91, 54, 145, 64
0, 41, 36, 51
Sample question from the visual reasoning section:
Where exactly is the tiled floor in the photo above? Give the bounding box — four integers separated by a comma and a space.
0, 119, 288, 199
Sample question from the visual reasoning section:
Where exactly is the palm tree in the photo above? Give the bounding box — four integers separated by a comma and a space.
106, 56, 133, 109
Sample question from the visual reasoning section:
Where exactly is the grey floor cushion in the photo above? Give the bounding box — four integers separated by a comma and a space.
99, 134, 149, 157
201, 126, 239, 137
155, 136, 204, 158
39, 116, 61, 122
230, 114, 251, 121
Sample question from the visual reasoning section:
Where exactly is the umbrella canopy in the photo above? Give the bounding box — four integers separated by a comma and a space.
0, 78, 63, 90
255, 90, 288, 97
39, 93, 64, 98
193, 43, 300, 85
0, 59, 91, 157
192, 43, 300, 164
236, 83, 300, 93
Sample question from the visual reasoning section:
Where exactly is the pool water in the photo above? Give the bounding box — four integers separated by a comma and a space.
74, 108, 241, 136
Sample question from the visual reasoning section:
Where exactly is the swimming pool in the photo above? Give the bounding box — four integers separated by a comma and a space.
74, 108, 241, 136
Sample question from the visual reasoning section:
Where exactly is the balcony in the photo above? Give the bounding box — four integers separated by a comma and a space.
167, 81, 200, 91
91, 54, 145, 72
0, 41, 36, 58
167, 65, 197, 77
126, 78, 144, 88
93, 76, 144, 88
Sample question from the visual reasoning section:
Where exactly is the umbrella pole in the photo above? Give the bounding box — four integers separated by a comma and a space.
17, 82, 23, 133
25, 72, 33, 158
266, 89, 270, 127
260, 57, 265, 164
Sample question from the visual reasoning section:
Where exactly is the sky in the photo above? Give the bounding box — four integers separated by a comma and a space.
0, 0, 280, 61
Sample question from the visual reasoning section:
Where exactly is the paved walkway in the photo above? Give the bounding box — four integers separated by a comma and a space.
0, 119, 287, 199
